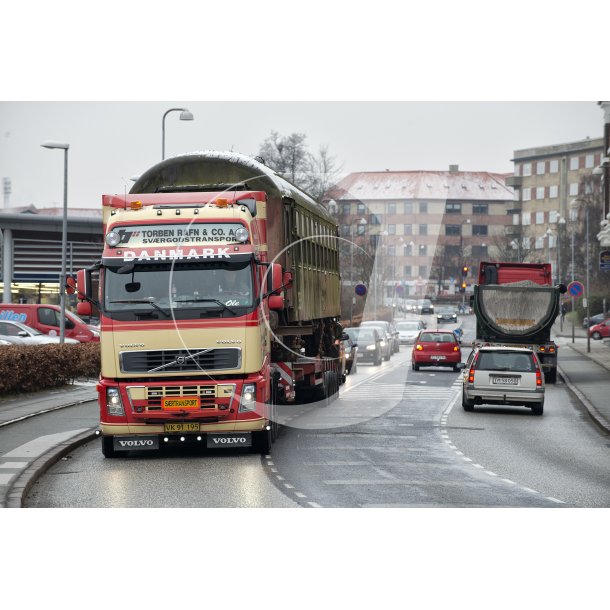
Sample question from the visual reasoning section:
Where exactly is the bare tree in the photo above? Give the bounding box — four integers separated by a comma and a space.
258, 132, 342, 202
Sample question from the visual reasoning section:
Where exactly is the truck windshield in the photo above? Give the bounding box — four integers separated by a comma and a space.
104, 261, 254, 317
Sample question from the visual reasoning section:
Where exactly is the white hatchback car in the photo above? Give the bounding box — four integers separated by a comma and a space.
461, 346, 545, 415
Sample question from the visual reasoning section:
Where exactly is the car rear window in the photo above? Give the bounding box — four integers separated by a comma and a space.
477, 351, 534, 372
419, 332, 455, 343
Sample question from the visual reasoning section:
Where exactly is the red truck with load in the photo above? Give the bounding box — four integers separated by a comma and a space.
71, 151, 343, 457
471, 261, 566, 384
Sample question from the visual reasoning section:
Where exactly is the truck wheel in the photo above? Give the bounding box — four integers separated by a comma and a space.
531, 402, 544, 416
101, 436, 118, 458
462, 392, 474, 411
545, 369, 557, 384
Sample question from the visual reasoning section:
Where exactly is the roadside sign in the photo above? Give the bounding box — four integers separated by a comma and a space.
600, 250, 610, 270
567, 281, 585, 297
355, 283, 367, 296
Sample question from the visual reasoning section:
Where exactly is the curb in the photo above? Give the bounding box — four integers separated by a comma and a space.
557, 366, 610, 436
5, 429, 98, 508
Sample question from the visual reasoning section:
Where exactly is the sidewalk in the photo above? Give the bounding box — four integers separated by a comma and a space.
553, 319, 610, 433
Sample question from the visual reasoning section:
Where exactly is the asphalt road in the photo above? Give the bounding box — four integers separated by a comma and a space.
21, 315, 610, 508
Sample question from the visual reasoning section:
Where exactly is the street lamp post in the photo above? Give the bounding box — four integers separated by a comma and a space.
459, 218, 471, 309
571, 198, 591, 353
41, 141, 69, 344
162, 107, 194, 160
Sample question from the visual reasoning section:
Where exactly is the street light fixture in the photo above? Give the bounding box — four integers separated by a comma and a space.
162, 107, 194, 160
41, 140, 69, 344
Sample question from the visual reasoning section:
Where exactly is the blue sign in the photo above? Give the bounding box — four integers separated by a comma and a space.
600, 250, 610, 270
567, 281, 584, 297
355, 283, 367, 296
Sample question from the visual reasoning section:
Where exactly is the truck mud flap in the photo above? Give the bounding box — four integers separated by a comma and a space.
206, 433, 252, 448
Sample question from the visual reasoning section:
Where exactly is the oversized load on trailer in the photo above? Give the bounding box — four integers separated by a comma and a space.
472, 261, 566, 384
71, 151, 343, 457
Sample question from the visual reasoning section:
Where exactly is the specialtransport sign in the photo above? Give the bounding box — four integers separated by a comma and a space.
567, 281, 585, 297
600, 249, 610, 270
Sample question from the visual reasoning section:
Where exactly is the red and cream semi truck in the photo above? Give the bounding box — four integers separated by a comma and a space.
73, 152, 343, 457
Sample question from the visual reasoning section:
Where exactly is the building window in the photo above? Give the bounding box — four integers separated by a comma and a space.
418, 245, 427, 256
387, 224, 396, 235
404, 264, 412, 276
370, 214, 382, 225
522, 212, 531, 226
513, 189, 520, 202
357, 203, 365, 215
522, 188, 531, 201
419, 224, 427, 236
523, 163, 532, 177
549, 185, 558, 199
357, 224, 366, 236
472, 225, 488, 236
570, 156, 579, 170
585, 154, 594, 168
446, 225, 461, 236
419, 202, 428, 214
445, 202, 461, 214
404, 202, 413, 214
549, 210, 559, 223
536, 211, 545, 224
418, 265, 428, 277
472, 245, 488, 257
404, 244, 413, 256
388, 202, 397, 214
535, 237, 544, 250
569, 182, 579, 196
404, 224, 412, 235
550, 159, 559, 173
536, 161, 545, 175
536, 186, 545, 200
512, 213, 519, 225
445, 245, 460, 258
473, 203, 488, 215
341, 224, 350, 236
340, 203, 351, 215
387, 245, 396, 257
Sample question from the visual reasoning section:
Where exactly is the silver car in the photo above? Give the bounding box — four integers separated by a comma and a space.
396, 319, 425, 344
461, 346, 545, 415
0, 320, 80, 345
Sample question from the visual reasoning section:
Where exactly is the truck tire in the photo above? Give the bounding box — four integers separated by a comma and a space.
102, 436, 118, 458
462, 392, 474, 411
253, 428, 272, 454
545, 368, 557, 384
531, 402, 544, 416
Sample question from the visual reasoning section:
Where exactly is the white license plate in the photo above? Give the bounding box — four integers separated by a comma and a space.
492, 376, 518, 385
430, 355, 446, 360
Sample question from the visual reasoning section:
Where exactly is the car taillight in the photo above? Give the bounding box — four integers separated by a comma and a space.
468, 352, 479, 384
534, 361, 542, 386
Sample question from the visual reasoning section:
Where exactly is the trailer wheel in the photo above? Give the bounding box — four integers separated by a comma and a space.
327, 371, 339, 404
545, 369, 557, 384
101, 436, 118, 458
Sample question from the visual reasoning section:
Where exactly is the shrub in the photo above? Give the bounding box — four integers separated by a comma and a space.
0, 343, 100, 396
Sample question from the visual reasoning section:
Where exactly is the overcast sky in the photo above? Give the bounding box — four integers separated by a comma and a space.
0, 101, 605, 210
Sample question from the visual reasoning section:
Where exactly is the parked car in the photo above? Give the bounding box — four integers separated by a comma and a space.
589, 318, 610, 340
340, 334, 358, 375
0, 320, 80, 345
344, 327, 383, 366
412, 330, 462, 371
583, 313, 609, 329
436, 306, 458, 324
396, 319, 425, 344
461, 346, 545, 415
0, 303, 99, 342
415, 299, 434, 315
360, 321, 395, 358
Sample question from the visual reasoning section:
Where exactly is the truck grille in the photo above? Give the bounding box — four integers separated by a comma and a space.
120, 347, 241, 373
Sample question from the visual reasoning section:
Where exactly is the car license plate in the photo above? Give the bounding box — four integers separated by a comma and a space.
162, 397, 200, 409
430, 355, 446, 360
164, 422, 200, 433
492, 376, 518, 385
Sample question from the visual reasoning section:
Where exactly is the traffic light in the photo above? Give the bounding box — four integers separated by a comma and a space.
460, 266, 468, 293
462, 266, 469, 279
459, 282, 466, 293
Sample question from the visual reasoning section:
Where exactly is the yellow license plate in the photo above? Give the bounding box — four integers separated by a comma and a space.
164, 422, 200, 433
162, 397, 200, 409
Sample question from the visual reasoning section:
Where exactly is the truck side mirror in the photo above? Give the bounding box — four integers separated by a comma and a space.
76, 268, 92, 301
77, 301, 93, 317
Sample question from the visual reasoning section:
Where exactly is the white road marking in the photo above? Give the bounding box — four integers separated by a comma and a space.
546, 497, 566, 504
295, 492, 307, 498
307, 502, 322, 508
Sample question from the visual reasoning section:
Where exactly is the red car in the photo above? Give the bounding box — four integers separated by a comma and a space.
589, 318, 610, 340
412, 330, 462, 371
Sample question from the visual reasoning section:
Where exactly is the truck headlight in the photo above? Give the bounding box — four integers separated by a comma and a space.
239, 384, 257, 412
106, 387, 125, 416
